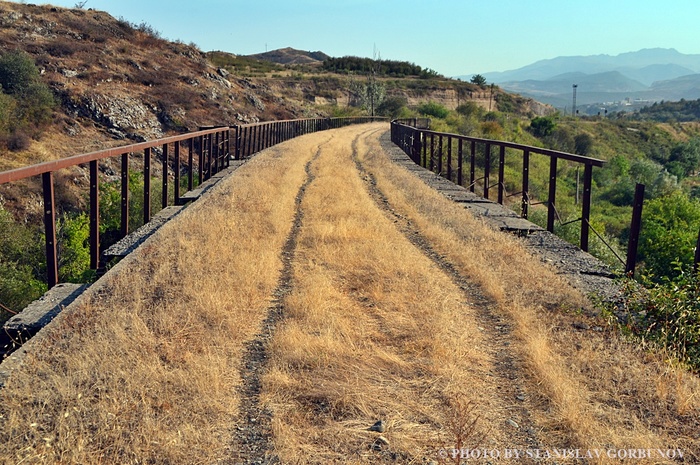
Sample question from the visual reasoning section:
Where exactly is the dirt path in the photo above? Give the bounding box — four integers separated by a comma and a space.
254, 125, 551, 463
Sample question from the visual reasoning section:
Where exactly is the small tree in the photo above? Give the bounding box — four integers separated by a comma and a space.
470, 74, 487, 87
348, 78, 385, 116
667, 138, 700, 179
0, 50, 40, 95
529, 116, 556, 137
574, 133, 594, 156
376, 96, 407, 118
0, 50, 55, 137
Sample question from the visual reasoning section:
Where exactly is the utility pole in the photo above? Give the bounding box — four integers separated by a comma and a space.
572, 84, 578, 117
369, 45, 379, 117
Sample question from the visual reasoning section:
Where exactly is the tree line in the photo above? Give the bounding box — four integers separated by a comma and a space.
635, 98, 700, 123
322, 56, 441, 79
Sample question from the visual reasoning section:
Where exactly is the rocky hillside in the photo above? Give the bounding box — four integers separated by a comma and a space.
0, 1, 550, 173
0, 1, 319, 168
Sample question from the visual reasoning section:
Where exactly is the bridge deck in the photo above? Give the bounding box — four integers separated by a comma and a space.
0, 124, 692, 465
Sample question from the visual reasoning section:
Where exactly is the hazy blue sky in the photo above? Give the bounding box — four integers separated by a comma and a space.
12, 0, 700, 77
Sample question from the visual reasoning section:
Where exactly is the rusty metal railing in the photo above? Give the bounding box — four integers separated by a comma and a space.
0, 116, 386, 290
391, 119, 606, 253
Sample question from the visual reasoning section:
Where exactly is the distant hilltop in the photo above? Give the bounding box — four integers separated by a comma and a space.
247, 47, 330, 66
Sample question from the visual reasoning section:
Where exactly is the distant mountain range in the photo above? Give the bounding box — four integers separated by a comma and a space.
458, 49, 700, 111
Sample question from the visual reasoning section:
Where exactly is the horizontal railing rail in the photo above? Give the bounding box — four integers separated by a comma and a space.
0, 116, 386, 291
391, 119, 606, 254
393, 118, 431, 129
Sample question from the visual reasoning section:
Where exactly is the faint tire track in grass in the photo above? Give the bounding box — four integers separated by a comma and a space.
230, 138, 328, 465
351, 128, 544, 454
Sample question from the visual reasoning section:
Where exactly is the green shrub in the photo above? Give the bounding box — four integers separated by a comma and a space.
418, 101, 449, 119
638, 192, 700, 280
0, 50, 55, 146
480, 121, 503, 138
376, 96, 407, 118
618, 266, 700, 371
0, 207, 46, 321
0, 261, 46, 324
456, 101, 480, 118
0, 50, 40, 95
57, 213, 94, 283
529, 116, 556, 137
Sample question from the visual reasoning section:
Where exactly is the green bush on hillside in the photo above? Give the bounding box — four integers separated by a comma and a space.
57, 213, 94, 283
0, 50, 55, 149
637, 192, 700, 280
0, 207, 46, 321
376, 96, 408, 119
418, 101, 449, 119
618, 265, 700, 372
528, 116, 556, 137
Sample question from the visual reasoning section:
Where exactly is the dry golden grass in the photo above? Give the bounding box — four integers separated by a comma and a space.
0, 134, 320, 463
358, 128, 700, 463
261, 124, 523, 463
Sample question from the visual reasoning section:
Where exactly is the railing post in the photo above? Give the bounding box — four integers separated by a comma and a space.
121, 153, 129, 237
521, 149, 530, 218
89, 160, 100, 270
580, 164, 593, 252
226, 128, 231, 167
212, 132, 219, 175
162, 144, 169, 209
457, 139, 463, 186
547, 155, 558, 233
144, 148, 151, 223
198, 135, 204, 182
187, 139, 194, 191
253, 125, 259, 153
626, 183, 645, 276
234, 125, 241, 160
42, 172, 59, 288
470, 141, 476, 193
429, 134, 435, 171
447, 136, 452, 181
498, 145, 505, 205
174, 140, 181, 206
483, 143, 491, 199
207, 133, 214, 177
438, 135, 444, 175
413, 129, 421, 165
219, 130, 224, 170
694, 227, 700, 272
